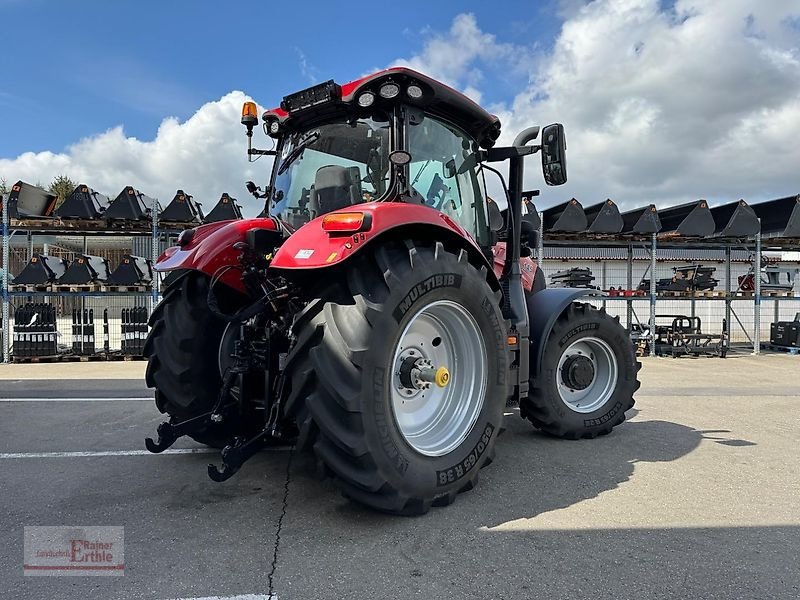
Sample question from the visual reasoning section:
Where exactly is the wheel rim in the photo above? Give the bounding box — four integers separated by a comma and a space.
556, 336, 618, 413
390, 300, 487, 457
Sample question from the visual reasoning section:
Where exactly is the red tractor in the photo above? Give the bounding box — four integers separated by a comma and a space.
144, 68, 639, 515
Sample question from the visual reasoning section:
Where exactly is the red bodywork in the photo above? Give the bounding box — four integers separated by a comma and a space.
491, 242, 536, 292
155, 202, 492, 294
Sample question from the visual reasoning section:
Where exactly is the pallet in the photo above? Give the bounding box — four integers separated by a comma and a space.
99, 285, 149, 293
762, 290, 796, 297
11, 353, 145, 363
731, 291, 754, 297
8, 284, 52, 293
158, 221, 200, 230
102, 353, 145, 361
61, 354, 106, 362
11, 354, 65, 363
692, 290, 725, 297
762, 344, 800, 354
103, 218, 153, 230
51, 284, 101, 293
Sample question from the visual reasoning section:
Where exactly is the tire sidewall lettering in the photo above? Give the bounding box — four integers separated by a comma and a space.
362, 255, 508, 496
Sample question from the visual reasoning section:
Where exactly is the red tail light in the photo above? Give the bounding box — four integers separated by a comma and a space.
322, 212, 368, 233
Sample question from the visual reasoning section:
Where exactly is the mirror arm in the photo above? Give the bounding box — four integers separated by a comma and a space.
248, 149, 277, 156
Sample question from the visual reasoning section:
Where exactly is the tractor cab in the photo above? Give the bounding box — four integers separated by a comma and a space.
240, 68, 555, 248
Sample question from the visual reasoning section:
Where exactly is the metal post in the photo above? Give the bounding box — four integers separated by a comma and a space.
26, 231, 33, 261
536, 210, 544, 268
649, 233, 657, 357
2, 193, 10, 363
753, 225, 761, 355
626, 244, 633, 329
725, 245, 731, 343
150, 195, 159, 314
601, 260, 607, 311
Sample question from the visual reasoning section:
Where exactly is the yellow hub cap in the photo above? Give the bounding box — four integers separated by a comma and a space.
435, 366, 450, 388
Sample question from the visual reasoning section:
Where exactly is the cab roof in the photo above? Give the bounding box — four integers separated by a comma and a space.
262, 67, 502, 148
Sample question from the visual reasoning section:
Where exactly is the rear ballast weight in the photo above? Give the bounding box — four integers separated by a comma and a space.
143, 67, 640, 515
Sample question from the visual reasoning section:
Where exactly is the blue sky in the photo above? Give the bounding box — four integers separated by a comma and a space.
1, 0, 563, 157
2, 1, 798, 209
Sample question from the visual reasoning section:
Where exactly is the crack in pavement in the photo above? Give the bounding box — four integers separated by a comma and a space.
267, 446, 294, 598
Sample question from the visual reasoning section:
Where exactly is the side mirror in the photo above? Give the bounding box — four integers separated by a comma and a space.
245, 181, 258, 194
541, 123, 567, 186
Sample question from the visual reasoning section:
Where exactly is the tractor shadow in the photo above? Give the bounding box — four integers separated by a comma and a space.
288, 407, 756, 529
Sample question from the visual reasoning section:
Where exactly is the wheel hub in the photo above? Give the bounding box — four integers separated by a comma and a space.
561, 355, 595, 390
555, 336, 619, 414
389, 300, 487, 457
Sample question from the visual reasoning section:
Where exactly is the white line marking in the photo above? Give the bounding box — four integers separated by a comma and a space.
0, 397, 152, 402
0, 448, 217, 459
0, 447, 291, 459
168, 595, 275, 600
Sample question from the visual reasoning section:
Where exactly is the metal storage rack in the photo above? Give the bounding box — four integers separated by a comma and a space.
1, 193, 180, 362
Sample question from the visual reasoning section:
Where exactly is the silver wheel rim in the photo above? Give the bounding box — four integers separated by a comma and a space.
556, 336, 618, 413
390, 300, 487, 457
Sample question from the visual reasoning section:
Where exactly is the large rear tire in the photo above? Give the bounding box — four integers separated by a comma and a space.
521, 302, 639, 439
285, 241, 509, 515
143, 271, 240, 448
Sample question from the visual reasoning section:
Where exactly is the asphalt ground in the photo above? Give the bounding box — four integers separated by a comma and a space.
1, 354, 798, 600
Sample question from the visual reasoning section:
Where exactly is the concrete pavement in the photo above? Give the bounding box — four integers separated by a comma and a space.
0, 354, 798, 599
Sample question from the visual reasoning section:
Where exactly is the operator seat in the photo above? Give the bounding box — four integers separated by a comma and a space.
308, 165, 362, 218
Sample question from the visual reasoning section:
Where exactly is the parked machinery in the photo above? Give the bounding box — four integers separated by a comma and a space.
160, 190, 204, 223
55, 184, 110, 219
770, 313, 800, 348
203, 193, 243, 223
105, 186, 157, 221
12, 255, 68, 286
640, 264, 719, 293
58, 255, 111, 285
549, 267, 596, 288
142, 68, 640, 515
2, 181, 58, 219
632, 314, 727, 358
107, 255, 153, 286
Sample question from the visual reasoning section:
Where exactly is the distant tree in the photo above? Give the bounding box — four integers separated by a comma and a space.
49, 175, 77, 205
0, 176, 8, 195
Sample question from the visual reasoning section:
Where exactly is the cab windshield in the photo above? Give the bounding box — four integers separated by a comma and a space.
271, 115, 392, 228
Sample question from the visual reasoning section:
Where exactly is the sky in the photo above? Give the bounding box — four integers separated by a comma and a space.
1, 0, 799, 215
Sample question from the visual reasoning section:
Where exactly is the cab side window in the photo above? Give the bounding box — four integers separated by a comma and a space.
407, 116, 488, 244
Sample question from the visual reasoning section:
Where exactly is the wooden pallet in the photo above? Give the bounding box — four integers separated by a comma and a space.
99, 285, 149, 293
762, 290, 796, 297
11, 354, 65, 363
51, 284, 101, 293
103, 218, 153, 230
762, 344, 800, 354
12, 353, 145, 363
731, 291, 754, 297
9, 284, 52, 293
61, 354, 106, 362
692, 290, 725, 297
158, 221, 199, 230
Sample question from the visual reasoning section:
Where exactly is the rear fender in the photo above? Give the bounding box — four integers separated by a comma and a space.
269, 202, 497, 286
155, 218, 278, 293
527, 288, 605, 377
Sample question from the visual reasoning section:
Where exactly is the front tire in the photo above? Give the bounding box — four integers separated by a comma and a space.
521, 302, 639, 439
286, 241, 509, 515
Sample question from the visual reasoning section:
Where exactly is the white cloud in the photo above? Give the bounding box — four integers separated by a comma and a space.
0, 91, 270, 216
502, 0, 800, 207
390, 2, 800, 208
